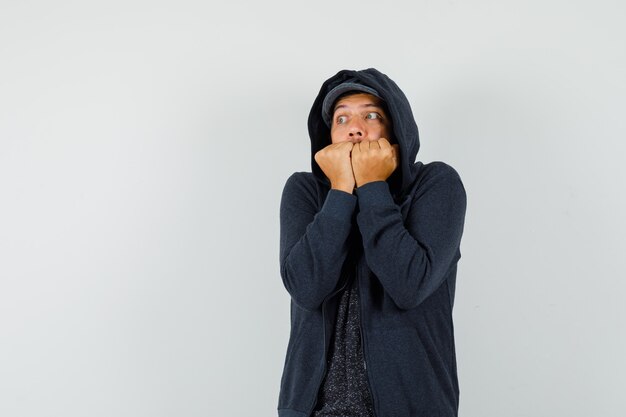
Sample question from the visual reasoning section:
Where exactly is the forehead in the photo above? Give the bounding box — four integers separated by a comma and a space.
333, 92, 384, 112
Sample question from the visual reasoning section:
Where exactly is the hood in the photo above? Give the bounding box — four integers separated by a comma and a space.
307, 68, 421, 201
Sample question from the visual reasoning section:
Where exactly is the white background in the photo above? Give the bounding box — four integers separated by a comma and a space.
1, 1, 625, 416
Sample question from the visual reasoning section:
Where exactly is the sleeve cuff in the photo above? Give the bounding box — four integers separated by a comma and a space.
354, 180, 395, 207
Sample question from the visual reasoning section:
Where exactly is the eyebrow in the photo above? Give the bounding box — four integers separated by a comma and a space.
333, 103, 383, 112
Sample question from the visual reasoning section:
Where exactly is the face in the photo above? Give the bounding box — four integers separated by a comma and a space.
330, 93, 393, 144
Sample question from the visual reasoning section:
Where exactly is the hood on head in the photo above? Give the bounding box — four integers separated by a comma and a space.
307, 68, 420, 201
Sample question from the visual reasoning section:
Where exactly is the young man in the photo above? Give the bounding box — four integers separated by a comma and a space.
277, 68, 467, 417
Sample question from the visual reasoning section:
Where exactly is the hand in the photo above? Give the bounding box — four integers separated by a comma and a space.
314, 141, 356, 193
351, 138, 399, 188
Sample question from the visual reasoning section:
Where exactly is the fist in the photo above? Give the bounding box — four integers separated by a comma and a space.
351, 138, 399, 187
314, 141, 356, 192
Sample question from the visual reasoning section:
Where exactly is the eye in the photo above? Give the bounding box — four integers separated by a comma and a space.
336, 115, 347, 124
366, 112, 382, 120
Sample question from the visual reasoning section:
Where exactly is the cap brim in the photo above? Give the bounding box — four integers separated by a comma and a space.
322, 82, 382, 127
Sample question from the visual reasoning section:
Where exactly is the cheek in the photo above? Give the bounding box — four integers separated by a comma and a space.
381, 124, 393, 141
330, 134, 343, 144
330, 126, 344, 143
374, 125, 389, 139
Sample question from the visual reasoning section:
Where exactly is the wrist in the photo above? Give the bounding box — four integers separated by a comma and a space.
356, 178, 385, 188
331, 183, 354, 194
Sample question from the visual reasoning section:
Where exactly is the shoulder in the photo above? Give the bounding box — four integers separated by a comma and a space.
418, 161, 463, 182
283, 171, 317, 191
410, 161, 466, 202
281, 172, 320, 207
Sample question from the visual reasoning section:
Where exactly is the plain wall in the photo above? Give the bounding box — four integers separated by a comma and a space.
1, 1, 625, 416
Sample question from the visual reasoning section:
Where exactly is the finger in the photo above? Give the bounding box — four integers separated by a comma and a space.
339, 141, 352, 150
392, 145, 400, 164
378, 138, 391, 150
337, 141, 352, 155
368, 139, 381, 150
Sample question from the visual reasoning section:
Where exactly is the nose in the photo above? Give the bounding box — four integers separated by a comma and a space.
347, 119, 366, 141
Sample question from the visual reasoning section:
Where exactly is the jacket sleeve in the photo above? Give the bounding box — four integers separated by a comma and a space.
279, 173, 357, 311
355, 166, 467, 310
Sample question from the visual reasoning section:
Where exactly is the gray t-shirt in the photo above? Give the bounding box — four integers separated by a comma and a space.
311, 275, 375, 417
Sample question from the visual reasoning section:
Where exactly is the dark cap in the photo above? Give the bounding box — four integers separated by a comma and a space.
321, 80, 382, 127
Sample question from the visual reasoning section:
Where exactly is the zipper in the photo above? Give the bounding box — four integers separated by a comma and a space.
307, 272, 351, 416
357, 260, 379, 417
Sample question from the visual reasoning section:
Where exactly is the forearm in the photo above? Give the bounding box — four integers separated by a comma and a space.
280, 185, 357, 311
355, 175, 466, 310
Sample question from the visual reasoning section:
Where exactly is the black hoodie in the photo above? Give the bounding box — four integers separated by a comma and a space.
278, 68, 467, 417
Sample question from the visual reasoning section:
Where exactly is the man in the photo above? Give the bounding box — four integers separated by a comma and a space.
278, 68, 467, 417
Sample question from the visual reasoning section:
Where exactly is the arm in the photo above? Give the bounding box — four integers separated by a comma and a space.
355, 166, 467, 310
279, 173, 357, 311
